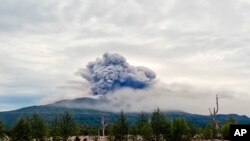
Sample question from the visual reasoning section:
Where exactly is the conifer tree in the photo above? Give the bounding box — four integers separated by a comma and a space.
151, 108, 171, 140
113, 111, 128, 141
60, 112, 78, 140
30, 113, 48, 141
50, 117, 61, 141
171, 118, 190, 141
136, 112, 153, 140
11, 117, 32, 141
50, 112, 78, 141
136, 112, 148, 133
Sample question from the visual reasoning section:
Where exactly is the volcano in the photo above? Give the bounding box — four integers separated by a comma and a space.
0, 97, 250, 128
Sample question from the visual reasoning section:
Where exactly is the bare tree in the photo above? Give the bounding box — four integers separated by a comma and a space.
101, 116, 108, 136
209, 94, 220, 139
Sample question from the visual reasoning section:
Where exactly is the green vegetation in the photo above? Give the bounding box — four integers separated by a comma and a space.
151, 108, 171, 140
112, 111, 128, 141
30, 113, 48, 141
11, 117, 32, 141
50, 112, 79, 141
171, 118, 191, 141
1, 106, 249, 128
135, 112, 153, 140
49, 116, 61, 140
0, 109, 239, 141
0, 120, 5, 139
220, 118, 236, 140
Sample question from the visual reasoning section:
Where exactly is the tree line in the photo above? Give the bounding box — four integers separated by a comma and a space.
0, 108, 236, 141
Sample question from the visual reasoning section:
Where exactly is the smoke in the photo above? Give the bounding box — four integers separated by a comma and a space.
45, 53, 239, 115
50, 82, 236, 114
78, 53, 156, 95
44, 51, 239, 114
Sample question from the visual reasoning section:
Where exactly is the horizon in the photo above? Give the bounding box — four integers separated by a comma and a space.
1, 0, 250, 116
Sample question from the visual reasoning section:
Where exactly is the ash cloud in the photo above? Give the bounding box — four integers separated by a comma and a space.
50, 82, 237, 114
78, 53, 156, 95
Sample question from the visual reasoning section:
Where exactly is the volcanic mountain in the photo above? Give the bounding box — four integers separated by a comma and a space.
0, 97, 250, 128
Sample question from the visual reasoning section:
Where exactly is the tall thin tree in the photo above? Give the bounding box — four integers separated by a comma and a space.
151, 108, 171, 141
30, 113, 48, 141
113, 110, 128, 141
59, 112, 78, 141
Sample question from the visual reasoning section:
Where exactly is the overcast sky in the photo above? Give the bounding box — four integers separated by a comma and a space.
0, 0, 250, 116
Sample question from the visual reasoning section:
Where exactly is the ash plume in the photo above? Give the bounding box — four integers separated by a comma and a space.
79, 53, 156, 95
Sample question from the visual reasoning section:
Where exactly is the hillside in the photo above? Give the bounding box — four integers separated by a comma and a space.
0, 97, 250, 128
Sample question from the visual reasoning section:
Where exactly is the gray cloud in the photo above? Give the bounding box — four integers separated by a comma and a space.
0, 0, 58, 33
53, 82, 240, 115
0, 0, 250, 115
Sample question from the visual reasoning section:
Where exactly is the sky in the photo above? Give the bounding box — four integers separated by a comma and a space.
0, 0, 250, 116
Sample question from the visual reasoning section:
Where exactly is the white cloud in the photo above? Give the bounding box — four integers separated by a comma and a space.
0, 0, 250, 115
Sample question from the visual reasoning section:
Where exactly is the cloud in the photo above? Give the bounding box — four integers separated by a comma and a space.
0, 0, 250, 116
0, 0, 58, 33
52, 82, 240, 115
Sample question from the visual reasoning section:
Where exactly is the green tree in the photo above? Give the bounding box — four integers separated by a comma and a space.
151, 108, 171, 140
50, 112, 78, 141
221, 118, 236, 140
202, 123, 213, 139
107, 124, 115, 141
0, 120, 5, 139
171, 118, 191, 141
78, 125, 93, 136
50, 117, 61, 141
135, 112, 153, 140
81, 126, 98, 136
113, 111, 128, 141
30, 113, 48, 141
140, 123, 153, 141
186, 122, 197, 138
11, 117, 32, 141
129, 125, 137, 140
59, 112, 78, 140
136, 112, 148, 134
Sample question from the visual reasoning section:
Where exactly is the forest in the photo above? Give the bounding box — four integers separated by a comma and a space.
0, 108, 235, 141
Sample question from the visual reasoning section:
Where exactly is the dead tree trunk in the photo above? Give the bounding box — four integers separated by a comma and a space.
101, 116, 108, 136
209, 94, 219, 139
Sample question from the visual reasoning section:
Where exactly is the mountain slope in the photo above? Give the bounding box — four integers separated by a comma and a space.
0, 97, 250, 128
